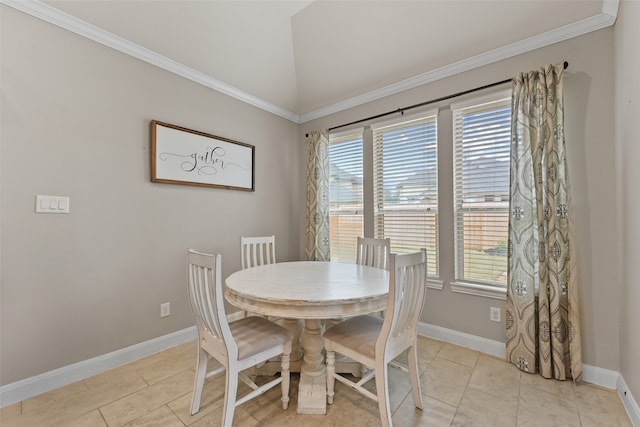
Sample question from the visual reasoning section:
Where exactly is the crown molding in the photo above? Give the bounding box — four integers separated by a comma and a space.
602, 0, 621, 17
3, 0, 618, 125
0, 0, 300, 123
298, 0, 619, 123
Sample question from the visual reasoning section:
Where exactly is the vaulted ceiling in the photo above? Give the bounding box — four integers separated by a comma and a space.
6, 0, 617, 122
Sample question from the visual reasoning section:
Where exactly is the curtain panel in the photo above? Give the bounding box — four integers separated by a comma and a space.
505, 64, 582, 381
305, 130, 331, 261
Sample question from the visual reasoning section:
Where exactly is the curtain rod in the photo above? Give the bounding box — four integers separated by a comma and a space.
322, 61, 569, 134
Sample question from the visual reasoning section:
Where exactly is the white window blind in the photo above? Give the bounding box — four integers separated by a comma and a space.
373, 114, 438, 277
329, 132, 363, 263
453, 96, 511, 287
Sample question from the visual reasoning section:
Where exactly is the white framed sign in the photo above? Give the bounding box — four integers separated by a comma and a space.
151, 120, 254, 191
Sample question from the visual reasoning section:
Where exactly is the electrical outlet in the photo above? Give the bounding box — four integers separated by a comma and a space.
160, 302, 171, 318
490, 306, 501, 322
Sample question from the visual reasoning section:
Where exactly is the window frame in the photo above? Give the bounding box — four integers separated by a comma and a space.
450, 90, 511, 299
328, 129, 365, 263
371, 111, 440, 279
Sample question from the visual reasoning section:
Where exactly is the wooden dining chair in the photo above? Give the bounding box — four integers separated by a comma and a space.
240, 235, 276, 269
356, 236, 391, 318
240, 235, 277, 319
186, 249, 292, 426
324, 249, 427, 427
356, 236, 391, 271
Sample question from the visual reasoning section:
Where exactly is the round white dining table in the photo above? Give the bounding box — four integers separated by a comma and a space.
225, 261, 389, 415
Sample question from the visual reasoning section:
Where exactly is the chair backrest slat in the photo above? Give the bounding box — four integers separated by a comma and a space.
377, 249, 427, 351
356, 237, 391, 270
241, 235, 276, 269
187, 249, 236, 357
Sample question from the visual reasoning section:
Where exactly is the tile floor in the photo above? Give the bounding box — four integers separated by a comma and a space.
0, 337, 632, 426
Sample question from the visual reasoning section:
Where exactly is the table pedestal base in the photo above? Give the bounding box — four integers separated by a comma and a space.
297, 319, 326, 414
297, 371, 327, 414
254, 318, 364, 415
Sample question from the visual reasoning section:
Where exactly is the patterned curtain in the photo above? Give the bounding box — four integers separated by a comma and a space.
505, 64, 582, 381
305, 130, 330, 261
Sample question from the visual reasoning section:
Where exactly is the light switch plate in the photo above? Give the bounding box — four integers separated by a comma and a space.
36, 195, 70, 214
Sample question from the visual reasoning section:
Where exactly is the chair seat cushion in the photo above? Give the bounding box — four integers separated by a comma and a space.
324, 315, 382, 359
230, 316, 293, 360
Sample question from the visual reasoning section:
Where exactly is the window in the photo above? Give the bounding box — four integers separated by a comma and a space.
328, 132, 363, 262
453, 95, 511, 289
373, 115, 438, 277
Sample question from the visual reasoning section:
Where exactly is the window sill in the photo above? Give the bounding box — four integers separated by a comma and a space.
450, 281, 506, 300
427, 278, 444, 291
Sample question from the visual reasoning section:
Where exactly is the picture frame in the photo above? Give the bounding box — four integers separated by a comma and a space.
151, 120, 254, 191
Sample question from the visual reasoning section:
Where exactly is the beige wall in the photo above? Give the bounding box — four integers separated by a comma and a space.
0, 6, 302, 385
615, 0, 640, 402
301, 28, 620, 371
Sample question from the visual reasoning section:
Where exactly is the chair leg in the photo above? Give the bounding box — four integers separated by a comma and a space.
374, 360, 392, 427
408, 344, 423, 410
360, 363, 368, 378
222, 369, 238, 427
326, 350, 336, 404
190, 347, 208, 415
281, 347, 291, 409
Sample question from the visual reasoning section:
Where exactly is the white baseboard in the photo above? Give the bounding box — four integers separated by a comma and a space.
0, 326, 197, 408
2, 319, 638, 426
618, 374, 640, 427
582, 363, 619, 389
417, 322, 506, 359
581, 363, 640, 425
417, 321, 639, 426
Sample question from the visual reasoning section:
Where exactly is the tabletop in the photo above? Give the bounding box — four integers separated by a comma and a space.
225, 261, 389, 319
